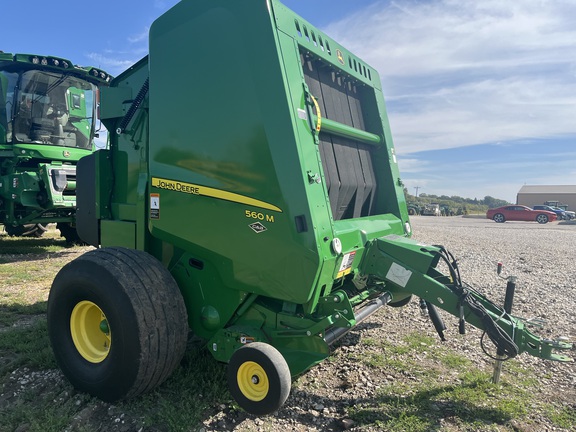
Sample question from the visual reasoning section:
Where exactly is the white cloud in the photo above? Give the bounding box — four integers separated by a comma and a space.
86, 52, 136, 69
86, 39, 148, 75
396, 157, 430, 173
128, 27, 150, 44
323, 0, 576, 154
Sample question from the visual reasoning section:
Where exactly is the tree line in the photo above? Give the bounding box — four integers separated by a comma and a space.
404, 189, 510, 214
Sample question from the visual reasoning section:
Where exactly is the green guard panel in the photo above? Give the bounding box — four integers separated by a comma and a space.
148, 1, 323, 304
147, 0, 410, 306
100, 220, 136, 248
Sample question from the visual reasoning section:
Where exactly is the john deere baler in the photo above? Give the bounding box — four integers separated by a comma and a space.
47, 0, 572, 415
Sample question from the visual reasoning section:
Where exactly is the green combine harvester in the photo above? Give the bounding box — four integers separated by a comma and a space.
0, 51, 110, 240
46, 0, 572, 415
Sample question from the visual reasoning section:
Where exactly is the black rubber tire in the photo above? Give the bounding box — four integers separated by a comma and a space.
536, 214, 549, 224
227, 342, 291, 415
388, 294, 412, 308
408, 208, 416, 216
4, 223, 47, 237
47, 247, 189, 402
56, 222, 83, 245
493, 213, 505, 223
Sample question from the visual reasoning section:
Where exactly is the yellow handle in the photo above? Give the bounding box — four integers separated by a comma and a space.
310, 95, 322, 132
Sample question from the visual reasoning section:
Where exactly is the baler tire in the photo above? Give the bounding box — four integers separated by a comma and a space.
388, 294, 412, 308
493, 213, 505, 223
47, 247, 189, 402
227, 342, 291, 415
408, 208, 416, 216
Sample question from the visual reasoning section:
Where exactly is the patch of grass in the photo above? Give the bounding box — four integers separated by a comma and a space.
363, 352, 408, 370
128, 347, 229, 430
0, 229, 88, 327
349, 372, 532, 430
432, 369, 528, 421
0, 317, 56, 374
547, 404, 576, 429
347, 336, 543, 431
402, 332, 436, 352
0, 371, 98, 432
0, 231, 70, 255
1, 395, 81, 432
376, 411, 432, 432
501, 360, 539, 387
438, 352, 473, 369
0, 302, 47, 327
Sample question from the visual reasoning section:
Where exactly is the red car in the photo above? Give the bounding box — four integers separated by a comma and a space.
486, 205, 557, 224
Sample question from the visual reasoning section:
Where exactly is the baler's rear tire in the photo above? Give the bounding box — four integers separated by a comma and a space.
47, 247, 188, 402
227, 342, 291, 415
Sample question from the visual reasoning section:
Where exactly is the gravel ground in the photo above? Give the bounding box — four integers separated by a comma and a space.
2, 216, 575, 431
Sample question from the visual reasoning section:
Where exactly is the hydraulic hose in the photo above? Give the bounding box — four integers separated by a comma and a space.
433, 246, 519, 359
425, 301, 447, 342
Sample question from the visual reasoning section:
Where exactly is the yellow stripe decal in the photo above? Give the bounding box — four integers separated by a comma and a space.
151, 177, 282, 213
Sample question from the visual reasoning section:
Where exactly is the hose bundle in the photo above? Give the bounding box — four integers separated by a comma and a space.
433, 246, 519, 360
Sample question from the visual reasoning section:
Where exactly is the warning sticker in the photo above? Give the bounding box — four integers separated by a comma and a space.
337, 251, 356, 278
385, 262, 412, 288
150, 193, 160, 219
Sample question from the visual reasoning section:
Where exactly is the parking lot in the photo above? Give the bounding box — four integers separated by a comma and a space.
411, 214, 576, 231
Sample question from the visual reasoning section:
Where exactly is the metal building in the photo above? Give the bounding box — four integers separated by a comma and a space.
516, 185, 576, 211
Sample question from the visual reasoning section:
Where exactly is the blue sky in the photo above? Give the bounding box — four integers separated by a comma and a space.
3, 0, 575, 203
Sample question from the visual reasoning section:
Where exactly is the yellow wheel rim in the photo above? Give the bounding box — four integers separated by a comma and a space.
70, 300, 111, 363
237, 361, 269, 402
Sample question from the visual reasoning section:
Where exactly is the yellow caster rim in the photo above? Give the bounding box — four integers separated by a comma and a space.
237, 361, 269, 401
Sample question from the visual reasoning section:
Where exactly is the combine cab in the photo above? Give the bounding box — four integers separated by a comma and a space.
46, 0, 571, 415
0, 52, 110, 240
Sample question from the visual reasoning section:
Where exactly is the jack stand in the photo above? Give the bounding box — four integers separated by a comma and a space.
492, 262, 517, 384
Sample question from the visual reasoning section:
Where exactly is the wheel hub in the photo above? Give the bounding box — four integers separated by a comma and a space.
237, 361, 269, 401
70, 300, 111, 363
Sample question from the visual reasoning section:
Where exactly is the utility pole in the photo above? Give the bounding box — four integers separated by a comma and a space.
414, 186, 421, 198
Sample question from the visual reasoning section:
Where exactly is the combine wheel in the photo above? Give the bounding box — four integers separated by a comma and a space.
492, 213, 505, 223
536, 214, 549, 224
47, 247, 188, 402
227, 342, 291, 415
56, 222, 83, 244
4, 223, 47, 237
